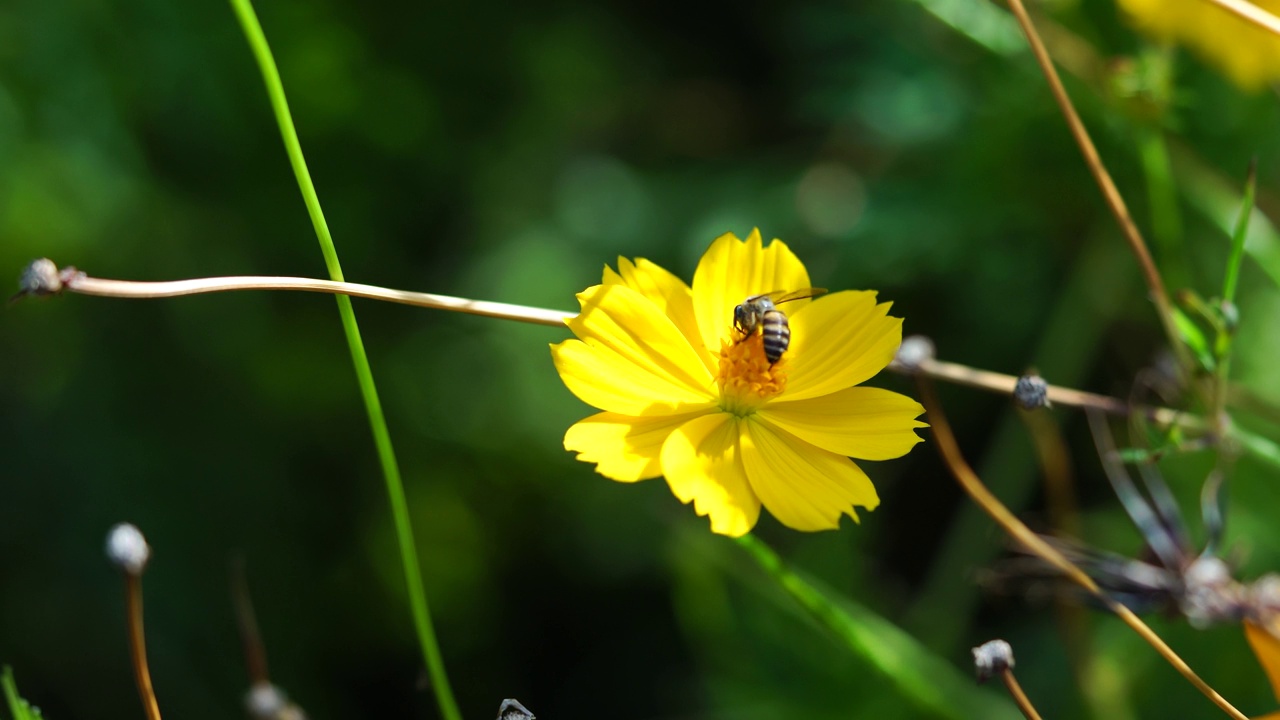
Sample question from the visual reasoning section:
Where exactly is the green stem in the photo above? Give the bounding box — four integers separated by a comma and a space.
227, 4, 461, 719
1220, 159, 1256, 308
734, 534, 1020, 720
1137, 127, 1187, 290
1213, 160, 1256, 431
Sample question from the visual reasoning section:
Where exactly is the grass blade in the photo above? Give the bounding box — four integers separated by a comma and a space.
2, 668, 44, 720
1222, 159, 1258, 306
736, 535, 1021, 720
226, 3, 461, 719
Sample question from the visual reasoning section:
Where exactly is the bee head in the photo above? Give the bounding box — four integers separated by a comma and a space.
733, 302, 751, 334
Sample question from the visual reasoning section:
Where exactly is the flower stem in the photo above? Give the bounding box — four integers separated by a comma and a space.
226, 3, 460, 719
59, 271, 571, 326
30, 262, 1192, 425
890, 353, 1196, 429
1000, 669, 1044, 720
125, 574, 163, 720
916, 375, 1249, 720
735, 534, 1021, 720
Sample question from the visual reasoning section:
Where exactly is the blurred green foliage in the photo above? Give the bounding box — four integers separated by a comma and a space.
4, 0, 1280, 718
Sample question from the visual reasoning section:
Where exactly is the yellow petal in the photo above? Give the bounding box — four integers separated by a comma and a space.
759, 386, 926, 460
565, 411, 701, 482
783, 290, 902, 402
1246, 620, 1280, 704
660, 413, 761, 537
605, 257, 714, 373
740, 417, 879, 531
552, 283, 716, 415
691, 229, 813, 356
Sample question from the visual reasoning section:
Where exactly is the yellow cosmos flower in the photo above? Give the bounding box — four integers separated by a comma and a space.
550, 230, 926, 537
1117, 0, 1280, 90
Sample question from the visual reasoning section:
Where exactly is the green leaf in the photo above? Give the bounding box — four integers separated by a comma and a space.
1175, 147, 1280, 291
1172, 307, 1215, 371
736, 535, 1021, 720
2, 667, 45, 720
909, 0, 1025, 55
1115, 447, 1159, 464
1222, 158, 1257, 306
1231, 424, 1280, 471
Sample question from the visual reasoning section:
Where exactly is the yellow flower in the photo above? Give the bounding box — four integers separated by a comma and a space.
551, 229, 926, 537
1117, 0, 1280, 90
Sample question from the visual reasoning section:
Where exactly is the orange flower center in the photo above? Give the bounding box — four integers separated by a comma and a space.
716, 333, 787, 416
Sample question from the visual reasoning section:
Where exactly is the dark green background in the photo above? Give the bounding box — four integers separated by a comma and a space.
4, 0, 1280, 718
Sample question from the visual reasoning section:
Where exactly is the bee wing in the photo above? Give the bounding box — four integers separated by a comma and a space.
761, 287, 828, 305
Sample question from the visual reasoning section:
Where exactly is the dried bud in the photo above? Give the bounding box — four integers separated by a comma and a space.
972, 639, 1014, 682
246, 682, 308, 720
894, 335, 936, 372
11, 259, 86, 303
105, 523, 151, 575
1013, 374, 1050, 410
13, 258, 63, 301
498, 699, 535, 720
1180, 556, 1242, 628
1220, 300, 1239, 333
1251, 574, 1280, 618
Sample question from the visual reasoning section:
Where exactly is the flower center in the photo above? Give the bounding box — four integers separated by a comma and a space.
716, 333, 787, 416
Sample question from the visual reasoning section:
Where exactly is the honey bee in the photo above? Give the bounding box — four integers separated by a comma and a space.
733, 288, 828, 364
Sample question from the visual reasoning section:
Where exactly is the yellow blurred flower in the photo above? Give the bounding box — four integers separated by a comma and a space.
551, 230, 926, 536
1247, 618, 1280, 719
1117, 0, 1280, 90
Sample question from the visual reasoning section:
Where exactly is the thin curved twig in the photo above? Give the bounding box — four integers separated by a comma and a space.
17, 261, 1197, 427
1004, 0, 1189, 372
917, 375, 1249, 720
1202, 0, 1280, 36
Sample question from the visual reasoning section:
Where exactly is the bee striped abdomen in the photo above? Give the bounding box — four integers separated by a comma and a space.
734, 288, 824, 365
760, 310, 790, 364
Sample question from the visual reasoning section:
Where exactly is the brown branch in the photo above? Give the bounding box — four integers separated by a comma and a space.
56, 271, 572, 327
125, 574, 163, 720
917, 375, 1249, 720
888, 355, 1197, 429
1002, 669, 1046, 720
18, 261, 1201, 428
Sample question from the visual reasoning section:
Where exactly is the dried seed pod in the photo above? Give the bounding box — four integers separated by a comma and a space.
972, 639, 1015, 682
1013, 374, 1050, 410
497, 699, 535, 720
106, 523, 151, 575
